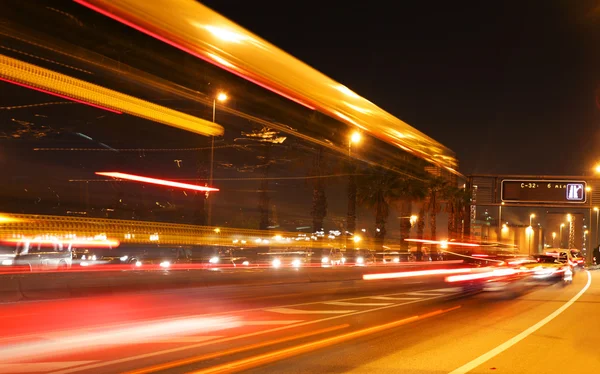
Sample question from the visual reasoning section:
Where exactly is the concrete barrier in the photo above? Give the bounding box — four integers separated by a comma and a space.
0, 263, 471, 303
0, 276, 22, 302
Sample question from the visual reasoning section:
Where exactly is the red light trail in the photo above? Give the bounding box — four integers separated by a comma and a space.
95, 172, 219, 192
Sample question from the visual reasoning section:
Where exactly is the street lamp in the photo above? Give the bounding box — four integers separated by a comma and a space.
566, 214, 574, 249
552, 232, 556, 248
207, 92, 228, 226
526, 225, 534, 255
560, 223, 565, 248
529, 213, 535, 227
346, 131, 361, 249
594, 207, 599, 250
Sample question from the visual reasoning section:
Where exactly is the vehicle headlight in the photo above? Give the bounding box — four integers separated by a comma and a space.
81, 255, 86, 260
91, 255, 97, 261
341, 257, 346, 263
80, 261, 89, 267
1, 259, 13, 266
120, 255, 128, 261
356, 256, 364, 264
272, 258, 281, 268
159, 261, 170, 268
209, 256, 219, 264
322, 257, 329, 263
135, 261, 142, 267
393, 257, 400, 263
242, 261, 250, 266
291, 259, 301, 267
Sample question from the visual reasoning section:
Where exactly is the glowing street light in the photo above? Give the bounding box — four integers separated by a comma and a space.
526, 225, 534, 255
595, 164, 600, 174
501, 224, 509, 234
208, 92, 229, 226
216, 92, 228, 102
552, 232, 556, 247
529, 213, 535, 227
410, 215, 418, 226
350, 131, 361, 145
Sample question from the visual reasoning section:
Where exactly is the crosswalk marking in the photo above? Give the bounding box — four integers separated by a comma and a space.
0, 361, 96, 373
265, 307, 356, 315
323, 301, 393, 306
369, 296, 423, 301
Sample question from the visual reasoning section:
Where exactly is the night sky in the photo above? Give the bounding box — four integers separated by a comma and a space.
202, 0, 600, 176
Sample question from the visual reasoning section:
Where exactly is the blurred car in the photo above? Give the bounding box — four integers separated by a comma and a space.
520, 255, 572, 282
375, 251, 415, 264
1, 240, 72, 271
343, 249, 375, 266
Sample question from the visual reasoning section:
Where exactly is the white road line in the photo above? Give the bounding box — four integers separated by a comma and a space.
244, 320, 304, 325
323, 301, 393, 306
142, 336, 221, 344
428, 288, 462, 293
50, 293, 450, 374
405, 292, 444, 296
449, 270, 592, 374
265, 307, 356, 315
369, 296, 423, 301
0, 361, 96, 373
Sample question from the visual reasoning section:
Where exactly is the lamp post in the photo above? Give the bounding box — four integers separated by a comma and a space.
529, 213, 535, 227
346, 131, 361, 249
526, 225, 533, 255
207, 92, 228, 226
559, 223, 565, 248
594, 207, 599, 250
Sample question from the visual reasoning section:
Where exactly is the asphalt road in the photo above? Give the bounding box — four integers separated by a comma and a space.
0, 270, 597, 374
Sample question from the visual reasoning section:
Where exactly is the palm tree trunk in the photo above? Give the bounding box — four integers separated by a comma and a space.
416, 205, 425, 261
258, 145, 271, 230
399, 200, 412, 251
311, 146, 327, 232
447, 204, 456, 241
347, 164, 357, 249
374, 199, 386, 250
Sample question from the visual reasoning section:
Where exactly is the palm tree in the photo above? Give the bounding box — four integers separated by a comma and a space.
415, 204, 426, 260
398, 179, 426, 250
357, 167, 406, 250
444, 186, 460, 241
310, 146, 327, 232
424, 177, 449, 242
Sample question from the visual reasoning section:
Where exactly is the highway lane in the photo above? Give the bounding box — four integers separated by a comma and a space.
1, 271, 595, 374
238, 270, 597, 374
0, 273, 464, 373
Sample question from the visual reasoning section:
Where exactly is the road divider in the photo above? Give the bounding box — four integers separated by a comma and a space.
0, 263, 471, 303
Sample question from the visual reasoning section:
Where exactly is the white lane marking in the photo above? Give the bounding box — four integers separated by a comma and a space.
0, 316, 241, 363
141, 336, 221, 344
405, 292, 444, 296
244, 320, 303, 325
428, 287, 462, 293
50, 293, 450, 374
265, 307, 356, 315
323, 301, 393, 306
0, 361, 96, 373
369, 296, 423, 301
449, 270, 592, 374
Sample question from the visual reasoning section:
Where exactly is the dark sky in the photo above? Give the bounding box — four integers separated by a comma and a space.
202, 0, 600, 176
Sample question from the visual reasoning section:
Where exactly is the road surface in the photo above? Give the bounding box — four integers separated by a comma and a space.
0, 270, 597, 373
